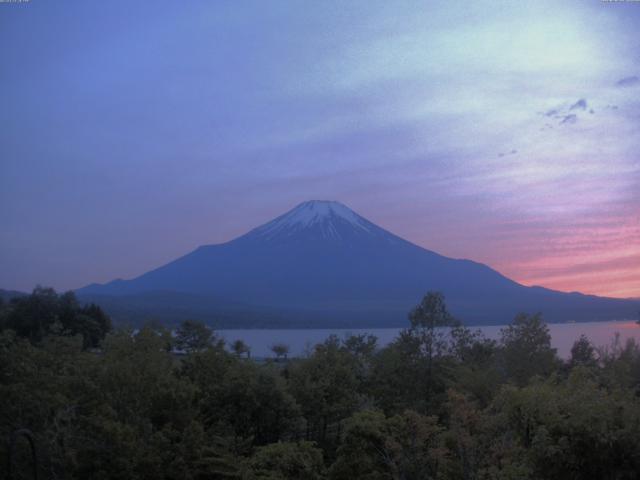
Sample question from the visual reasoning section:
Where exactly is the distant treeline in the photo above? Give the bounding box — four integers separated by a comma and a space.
1, 288, 640, 479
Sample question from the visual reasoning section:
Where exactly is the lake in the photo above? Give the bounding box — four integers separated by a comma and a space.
219, 320, 640, 359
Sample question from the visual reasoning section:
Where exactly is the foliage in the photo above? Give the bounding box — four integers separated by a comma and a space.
330, 409, 446, 480
243, 441, 325, 480
370, 293, 461, 414
174, 319, 217, 353
232, 339, 251, 358
499, 312, 559, 385
569, 334, 597, 368
288, 336, 360, 445
491, 370, 640, 479
1, 289, 640, 479
0, 286, 111, 348
270, 343, 290, 361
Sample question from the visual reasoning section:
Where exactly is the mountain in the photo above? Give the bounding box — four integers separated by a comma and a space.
78, 200, 639, 327
0, 288, 28, 303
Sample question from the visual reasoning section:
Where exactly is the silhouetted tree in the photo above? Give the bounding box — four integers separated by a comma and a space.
174, 319, 215, 353
245, 441, 325, 480
409, 291, 457, 363
1, 287, 111, 348
342, 333, 377, 358
231, 339, 251, 358
500, 313, 559, 385
271, 343, 290, 361
330, 409, 446, 480
4, 286, 60, 342
570, 334, 597, 368
396, 291, 459, 404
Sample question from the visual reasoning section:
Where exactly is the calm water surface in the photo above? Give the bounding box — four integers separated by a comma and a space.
219, 321, 640, 359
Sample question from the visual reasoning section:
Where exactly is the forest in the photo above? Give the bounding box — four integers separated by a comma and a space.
1, 287, 640, 479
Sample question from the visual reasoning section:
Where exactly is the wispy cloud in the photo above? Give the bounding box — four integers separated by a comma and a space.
616, 76, 640, 88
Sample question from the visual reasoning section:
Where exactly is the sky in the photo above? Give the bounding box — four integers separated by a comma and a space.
1, 0, 639, 298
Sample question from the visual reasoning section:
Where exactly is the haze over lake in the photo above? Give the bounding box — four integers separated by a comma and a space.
220, 320, 640, 359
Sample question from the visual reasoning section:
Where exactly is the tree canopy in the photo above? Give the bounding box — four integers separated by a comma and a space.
1, 289, 639, 479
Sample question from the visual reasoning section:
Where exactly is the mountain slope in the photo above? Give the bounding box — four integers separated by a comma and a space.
0, 289, 28, 303
78, 201, 638, 327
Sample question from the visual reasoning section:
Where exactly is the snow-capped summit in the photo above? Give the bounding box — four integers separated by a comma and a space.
248, 200, 379, 241
282, 200, 368, 228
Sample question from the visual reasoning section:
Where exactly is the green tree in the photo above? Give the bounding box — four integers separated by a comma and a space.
244, 441, 325, 480
371, 293, 458, 413
217, 362, 301, 446
440, 389, 489, 480
0, 295, 9, 331
4, 286, 61, 343
499, 313, 558, 385
408, 292, 457, 391
341, 334, 378, 395
448, 326, 501, 406
4, 283, 640, 480
492, 370, 640, 479
598, 334, 640, 393
58, 293, 112, 349
330, 409, 447, 480
342, 333, 377, 358
569, 334, 597, 368
271, 343, 290, 361
232, 339, 251, 358
1, 287, 111, 349
68, 326, 201, 479
0, 329, 88, 478
370, 330, 427, 413
181, 347, 300, 448
288, 336, 360, 444
175, 319, 215, 353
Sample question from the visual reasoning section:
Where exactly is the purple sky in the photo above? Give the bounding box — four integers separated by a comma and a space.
1, 0, 639, 298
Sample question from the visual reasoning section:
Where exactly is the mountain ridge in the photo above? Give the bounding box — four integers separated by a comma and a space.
77, 200, 639, 327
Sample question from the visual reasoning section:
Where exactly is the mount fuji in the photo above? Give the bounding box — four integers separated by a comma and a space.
77, 200, 638, 327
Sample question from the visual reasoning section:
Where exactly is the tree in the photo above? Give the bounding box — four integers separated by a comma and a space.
342, 334, 378, 395
440, 389, 490, 480
288, 336, 360, 443
371, 292, 458, 411
232, 339, 251, 358
342, 333, 377, 358
499, 313, 558, 385
1, 287, 111, 348
492, 370, 640, 479
180, 346, 300, 447
0, 296, 6, 331
409, 292, 457, 371
271, 343, 290, 361
63, 301, 112, 349
597, 334, 640, 392
569, 334, 597, 368
4, 286, 60, 343
409, 292, 456, 330
244, 441, 325, 480
330, 409, 447, 480
214, 362, 301, 446
448, 326, 500, 406
370, 329, 427, 413
5, 285, 640, 480
174, 319, 215, 353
